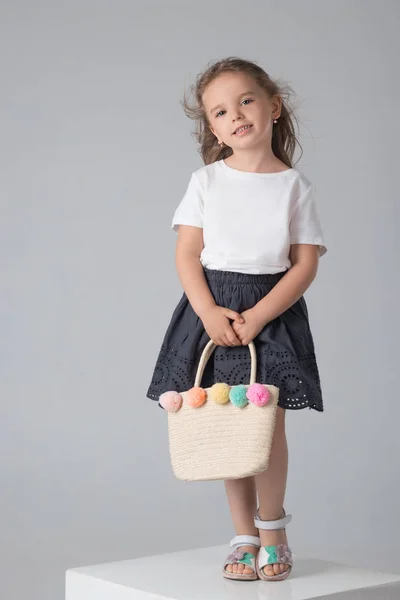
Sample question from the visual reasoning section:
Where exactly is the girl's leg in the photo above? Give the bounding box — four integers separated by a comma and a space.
255, 407, 289, 577
224, 476, 259, 575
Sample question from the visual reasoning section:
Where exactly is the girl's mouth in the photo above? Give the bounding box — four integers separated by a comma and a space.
233, 124, 253, 136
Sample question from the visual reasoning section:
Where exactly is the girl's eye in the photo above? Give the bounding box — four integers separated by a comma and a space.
215, 98, 253, 117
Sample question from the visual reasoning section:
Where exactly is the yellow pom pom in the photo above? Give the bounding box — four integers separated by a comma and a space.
210, 382, 230, 405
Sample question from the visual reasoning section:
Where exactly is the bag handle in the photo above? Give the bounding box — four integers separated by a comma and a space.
194, 339, 257, 387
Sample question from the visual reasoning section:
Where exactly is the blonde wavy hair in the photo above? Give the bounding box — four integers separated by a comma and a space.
182, 56, 302, 167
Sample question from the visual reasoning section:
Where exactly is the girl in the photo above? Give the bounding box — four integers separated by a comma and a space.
146, 57, 327, 582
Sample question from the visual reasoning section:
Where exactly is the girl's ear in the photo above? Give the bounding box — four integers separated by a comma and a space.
271, 94, 282, 119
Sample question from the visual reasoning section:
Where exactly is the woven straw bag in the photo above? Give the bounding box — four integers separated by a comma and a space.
161, 339, 279, 482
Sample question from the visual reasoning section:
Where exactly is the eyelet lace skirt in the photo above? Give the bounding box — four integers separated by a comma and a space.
146, 267, 324, 412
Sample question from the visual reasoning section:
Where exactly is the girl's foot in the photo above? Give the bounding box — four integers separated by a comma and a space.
223, 534, 261, 580
255, 510, 293, 580
225, 544, 258, 576
258, 528, 290, 577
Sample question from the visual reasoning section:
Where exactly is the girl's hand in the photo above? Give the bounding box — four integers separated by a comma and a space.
200, 305, 244, 347
232, 308, 266, 346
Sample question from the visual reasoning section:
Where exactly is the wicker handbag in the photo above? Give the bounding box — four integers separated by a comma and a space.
159, 339, 280, 482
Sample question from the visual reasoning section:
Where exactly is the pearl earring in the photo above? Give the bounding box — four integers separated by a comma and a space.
218, 141, 224, 147
273, 119, 278, 124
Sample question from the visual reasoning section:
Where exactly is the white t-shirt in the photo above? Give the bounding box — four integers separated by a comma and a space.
171, 159, 327, 275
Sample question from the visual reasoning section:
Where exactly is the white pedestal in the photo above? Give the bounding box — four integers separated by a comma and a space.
66, 544, 400, 600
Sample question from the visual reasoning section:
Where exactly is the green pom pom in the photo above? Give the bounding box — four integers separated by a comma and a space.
229, 385, 248, 408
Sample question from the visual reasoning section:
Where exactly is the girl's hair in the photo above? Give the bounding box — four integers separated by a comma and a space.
182, 56, 302, 168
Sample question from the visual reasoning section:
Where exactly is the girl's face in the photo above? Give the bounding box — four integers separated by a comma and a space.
202, 71, 280, 151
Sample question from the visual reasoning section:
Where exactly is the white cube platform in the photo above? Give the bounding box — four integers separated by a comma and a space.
66, 544, 400, 600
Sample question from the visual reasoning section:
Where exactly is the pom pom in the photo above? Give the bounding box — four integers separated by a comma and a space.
209, 382, 230, 405
186, 386, 207, 408
229, 385, 249, 408
159, 391, 182, 412
247, 383, 270, 407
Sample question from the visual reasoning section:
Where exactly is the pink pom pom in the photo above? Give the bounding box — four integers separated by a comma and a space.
246, 383, 270, 407
159, 391, 182, 412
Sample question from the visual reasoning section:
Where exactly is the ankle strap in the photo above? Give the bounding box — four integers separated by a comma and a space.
254, 512, 292, 531
230, 534, 261, 549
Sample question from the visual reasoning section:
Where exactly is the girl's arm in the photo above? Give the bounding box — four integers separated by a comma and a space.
174, 225, 216, 319
251, 244, 320, 326
174, 225, 244, 346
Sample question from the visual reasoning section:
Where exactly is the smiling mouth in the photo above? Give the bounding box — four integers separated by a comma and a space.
233, 124, 253, 135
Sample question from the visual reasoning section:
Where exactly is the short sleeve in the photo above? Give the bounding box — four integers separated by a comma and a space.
171, 172, 204, 232
289, 184, 327, 257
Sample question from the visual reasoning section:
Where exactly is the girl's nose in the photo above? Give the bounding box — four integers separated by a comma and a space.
232, 113, 244, 123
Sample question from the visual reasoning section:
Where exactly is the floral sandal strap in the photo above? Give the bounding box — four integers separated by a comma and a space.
258, 544, 293, 570
225, 550, 257, 571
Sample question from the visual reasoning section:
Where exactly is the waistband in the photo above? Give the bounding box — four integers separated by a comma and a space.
203, 267, 286, 285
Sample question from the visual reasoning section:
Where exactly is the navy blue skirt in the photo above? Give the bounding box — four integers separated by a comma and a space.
146, 267, 324, 412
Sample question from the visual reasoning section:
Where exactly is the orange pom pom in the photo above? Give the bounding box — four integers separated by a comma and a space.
186, 386, 207, 408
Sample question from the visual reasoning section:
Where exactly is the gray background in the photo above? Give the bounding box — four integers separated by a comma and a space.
1, 1, 399, 599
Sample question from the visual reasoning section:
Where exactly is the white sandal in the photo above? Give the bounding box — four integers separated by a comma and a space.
254, 510, 293, 582
222, 534, 261, 581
